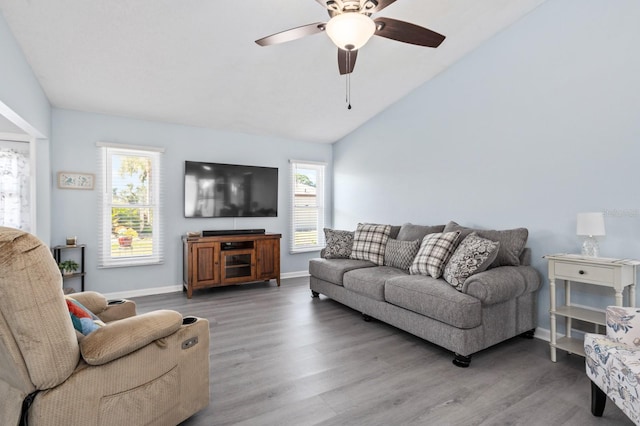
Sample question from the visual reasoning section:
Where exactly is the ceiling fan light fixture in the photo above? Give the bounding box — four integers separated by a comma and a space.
325, 13, 376, 51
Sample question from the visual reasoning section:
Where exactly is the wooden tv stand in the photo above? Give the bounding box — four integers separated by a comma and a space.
182, 233, 281, 298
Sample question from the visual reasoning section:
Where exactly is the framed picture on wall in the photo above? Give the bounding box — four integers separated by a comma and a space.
57, 172, 95, 190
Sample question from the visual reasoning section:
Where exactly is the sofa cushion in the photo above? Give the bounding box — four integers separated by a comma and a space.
384, 238, 420, 271
396, 223, 445, 241
323, 228, 354, 259
343, 266, 408, 301
443, 233, 500, 291
443, 221, 528, 268
350, 223, 392, 265
385, 275, 482, 329
409, 231, 461, 278
309, 258, 376, 286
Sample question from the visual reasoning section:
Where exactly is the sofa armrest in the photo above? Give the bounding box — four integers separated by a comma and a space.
462, 266, 540, 305
80, 310, 183, 365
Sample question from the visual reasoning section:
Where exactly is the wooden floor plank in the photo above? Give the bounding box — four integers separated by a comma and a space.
131, 278, 633, 426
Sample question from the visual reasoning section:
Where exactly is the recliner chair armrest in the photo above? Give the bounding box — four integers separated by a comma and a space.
462, 266, 540, 305
99, 299, 137, 322
67, 291, 137, 321
67, 291, 108, 314
80, 310, 183, 365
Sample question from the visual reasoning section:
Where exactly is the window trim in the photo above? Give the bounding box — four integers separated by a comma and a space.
97, 142, 164, 268
289, 159, 326, 254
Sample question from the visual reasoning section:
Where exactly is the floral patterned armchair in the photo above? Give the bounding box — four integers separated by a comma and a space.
584, 306, 640, 425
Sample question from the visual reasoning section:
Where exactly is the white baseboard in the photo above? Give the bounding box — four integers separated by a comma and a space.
102, 271, 310, 300
281, 270, 310, 279
534, 327, 550, 342
102, 285, 183, 300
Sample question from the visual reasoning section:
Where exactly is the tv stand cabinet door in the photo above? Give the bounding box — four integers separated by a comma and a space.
221, 249, 256, 284
256, 237, 281, 285
190, 242, 221, 291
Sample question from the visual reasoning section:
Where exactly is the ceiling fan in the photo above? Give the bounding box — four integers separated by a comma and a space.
255, 0, 446, 75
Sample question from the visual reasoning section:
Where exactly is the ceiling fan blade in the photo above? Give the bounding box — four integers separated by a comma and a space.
363, 0, 398, 13
255, 22, 326, 46
374, 17, 445, 47
338, 48, 358, 75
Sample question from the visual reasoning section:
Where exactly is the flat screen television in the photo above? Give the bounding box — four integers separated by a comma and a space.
184, 161, 278, 218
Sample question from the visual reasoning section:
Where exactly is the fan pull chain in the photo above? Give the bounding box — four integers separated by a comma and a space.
347, 74, 351, 110
346, 50, 352, 110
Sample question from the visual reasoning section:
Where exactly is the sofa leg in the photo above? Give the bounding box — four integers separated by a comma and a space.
591, 380, 606, 417
520, 329, 535, 339
311, 290, 319, 298
362, 313, 372, 322
452, 353, 471, 368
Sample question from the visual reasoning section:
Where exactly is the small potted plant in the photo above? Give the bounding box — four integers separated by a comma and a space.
59, 260, 79, 276
117, 227, 138, 248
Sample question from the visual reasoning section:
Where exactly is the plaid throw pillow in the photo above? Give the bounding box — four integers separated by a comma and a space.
350, 223, 391, 265
410, 231, 461, 278
384, 238, 420, 270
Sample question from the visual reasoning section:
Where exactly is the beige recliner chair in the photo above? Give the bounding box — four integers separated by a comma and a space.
0, 227, 210, 426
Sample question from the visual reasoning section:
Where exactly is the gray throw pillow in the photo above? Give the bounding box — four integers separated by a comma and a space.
323, 228, 354, 259
443, 221, 528, 268
396, 223, 446, 241
389, 225, 402, 240
409, 231, 461, 278
350, 223, 392, 266
443, 233, 500, 291
384, 238, 420, 271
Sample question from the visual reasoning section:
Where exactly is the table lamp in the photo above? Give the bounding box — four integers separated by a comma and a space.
577, 212, 605, 257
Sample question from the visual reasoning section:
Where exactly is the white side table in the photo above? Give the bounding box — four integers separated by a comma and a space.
544, 254, 639, 362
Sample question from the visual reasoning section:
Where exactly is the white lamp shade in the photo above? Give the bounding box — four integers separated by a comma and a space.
325, 13, 376, 51
576, 212, 606, 236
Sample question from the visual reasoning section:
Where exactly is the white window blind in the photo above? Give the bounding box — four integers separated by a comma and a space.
97, 142, 164, 267
290, 160, 325, 253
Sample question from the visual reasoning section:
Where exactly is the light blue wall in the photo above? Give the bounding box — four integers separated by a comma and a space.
0, 11, 52, 243
51, 108, 332, 294
0, 12, 50, 136
333, 0, 640, 332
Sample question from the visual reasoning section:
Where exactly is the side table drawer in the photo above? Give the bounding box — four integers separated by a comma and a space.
554, 261, 614, 283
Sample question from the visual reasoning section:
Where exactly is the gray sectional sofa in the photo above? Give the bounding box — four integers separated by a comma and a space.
309, 221, 541, 367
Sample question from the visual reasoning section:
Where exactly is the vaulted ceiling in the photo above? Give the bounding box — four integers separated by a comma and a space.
0, 0, 547, 143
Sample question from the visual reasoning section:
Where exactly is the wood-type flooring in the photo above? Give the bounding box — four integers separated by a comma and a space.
131, 278, 632, 426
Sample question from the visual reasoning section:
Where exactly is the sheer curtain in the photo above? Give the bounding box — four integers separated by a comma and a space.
0, 140, 30, 231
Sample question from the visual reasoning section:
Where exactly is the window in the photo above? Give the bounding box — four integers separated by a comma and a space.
98, 143, 164, 267
290, 160, 325, 253
0, 139, 31, 231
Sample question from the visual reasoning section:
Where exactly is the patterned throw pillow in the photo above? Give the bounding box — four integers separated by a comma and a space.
443, 233, 500, 291
65, 297, 105, 335
350, 223, 392, 265
409, 231, 461, 278
384, 238, 420, 271
323, 228, 354, 259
